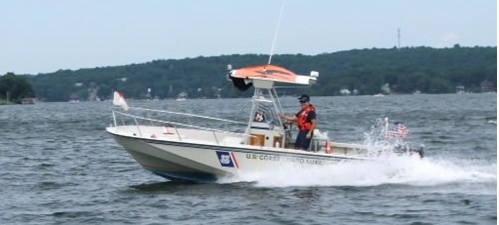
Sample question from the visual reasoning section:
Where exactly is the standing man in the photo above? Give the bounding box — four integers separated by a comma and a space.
279, 94, 317, 150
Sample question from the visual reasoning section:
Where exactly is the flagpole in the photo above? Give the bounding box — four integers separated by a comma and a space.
384, 117, 389, 138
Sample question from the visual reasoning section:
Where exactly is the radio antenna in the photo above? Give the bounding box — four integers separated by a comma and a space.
267, 0, 286, 65
397, 28, 401, 48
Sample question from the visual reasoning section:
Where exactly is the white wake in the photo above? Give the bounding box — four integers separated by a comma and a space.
219, 155, 496, 188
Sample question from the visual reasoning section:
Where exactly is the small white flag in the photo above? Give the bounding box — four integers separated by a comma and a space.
112, 91, 129, 111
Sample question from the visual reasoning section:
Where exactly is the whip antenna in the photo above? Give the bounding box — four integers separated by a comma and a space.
268, 0, 286, 65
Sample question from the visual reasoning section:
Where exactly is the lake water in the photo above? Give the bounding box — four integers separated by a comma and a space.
1, 93, 496, 224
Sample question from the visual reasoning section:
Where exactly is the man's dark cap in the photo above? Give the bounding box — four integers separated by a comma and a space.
298, 94, 310, 103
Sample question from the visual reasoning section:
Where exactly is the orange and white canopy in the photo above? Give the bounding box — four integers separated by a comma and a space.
229, 64, 318, 88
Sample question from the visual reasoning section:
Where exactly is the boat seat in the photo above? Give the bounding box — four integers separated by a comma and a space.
222, 137, 244, 145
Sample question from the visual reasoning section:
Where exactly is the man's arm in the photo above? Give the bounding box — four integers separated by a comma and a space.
306, 118, 317, 139
278, 113, 298, 122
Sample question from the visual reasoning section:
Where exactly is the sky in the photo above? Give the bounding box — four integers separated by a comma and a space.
0, 0, 496, 75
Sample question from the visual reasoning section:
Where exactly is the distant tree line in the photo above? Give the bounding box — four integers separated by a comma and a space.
19, 46, 497, 102
0, 73, 35, 104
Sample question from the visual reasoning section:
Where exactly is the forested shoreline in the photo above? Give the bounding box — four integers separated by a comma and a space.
4, 46, 496, 102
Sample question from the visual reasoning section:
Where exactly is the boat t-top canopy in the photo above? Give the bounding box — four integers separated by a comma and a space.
228, 64, 318, 90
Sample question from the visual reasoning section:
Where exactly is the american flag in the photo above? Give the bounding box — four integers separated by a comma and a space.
385, 122, 409, 139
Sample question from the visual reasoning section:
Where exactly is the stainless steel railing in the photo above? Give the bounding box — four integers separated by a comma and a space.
110, 106, 249, 145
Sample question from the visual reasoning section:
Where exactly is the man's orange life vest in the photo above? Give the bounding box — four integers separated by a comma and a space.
297, 105, 316, 131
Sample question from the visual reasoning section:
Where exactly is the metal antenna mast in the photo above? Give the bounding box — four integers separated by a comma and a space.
397, 28, 401, 49
268, 0, 286, 65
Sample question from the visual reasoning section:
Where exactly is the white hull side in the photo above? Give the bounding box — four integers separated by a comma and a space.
108, 126, 364, 182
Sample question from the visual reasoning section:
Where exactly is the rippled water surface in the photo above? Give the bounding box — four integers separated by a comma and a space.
1, 93, 496, 224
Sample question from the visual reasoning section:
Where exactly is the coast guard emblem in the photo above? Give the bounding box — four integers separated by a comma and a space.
216, 151, 238, 168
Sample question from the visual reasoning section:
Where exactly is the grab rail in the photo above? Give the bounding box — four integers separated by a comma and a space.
110, 107, 249, 145
130, 107, 247, 125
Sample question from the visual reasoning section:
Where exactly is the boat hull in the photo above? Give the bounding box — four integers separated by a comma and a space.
107, 127, 364, 182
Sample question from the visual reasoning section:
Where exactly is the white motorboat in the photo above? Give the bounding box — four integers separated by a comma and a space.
106, 64, 422, 182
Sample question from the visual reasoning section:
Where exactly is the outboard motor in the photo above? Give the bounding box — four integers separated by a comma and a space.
409, 144, 425, 158
393, 143, 425, 158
